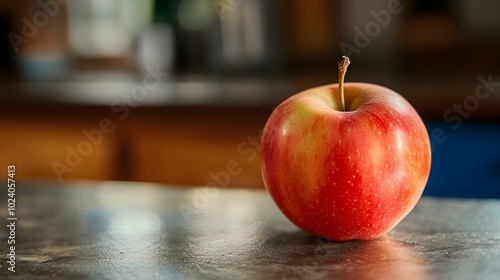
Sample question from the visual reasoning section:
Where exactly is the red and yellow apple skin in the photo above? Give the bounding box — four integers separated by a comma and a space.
261, 83, 431, 241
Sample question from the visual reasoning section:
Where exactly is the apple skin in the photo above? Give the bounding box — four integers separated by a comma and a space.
261, 82, 431, 241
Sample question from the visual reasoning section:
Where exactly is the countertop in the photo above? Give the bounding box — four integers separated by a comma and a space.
1, 182, 500, 279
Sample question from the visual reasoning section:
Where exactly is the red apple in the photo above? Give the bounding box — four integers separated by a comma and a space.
261, 57, 431, 241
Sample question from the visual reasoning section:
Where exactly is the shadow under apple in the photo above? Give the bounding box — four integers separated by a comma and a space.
263, 231, 429, 280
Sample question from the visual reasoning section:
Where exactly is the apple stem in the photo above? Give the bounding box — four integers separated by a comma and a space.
338, 56, 350, 111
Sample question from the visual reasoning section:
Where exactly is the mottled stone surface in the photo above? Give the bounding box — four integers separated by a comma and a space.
1, 182, 499, 279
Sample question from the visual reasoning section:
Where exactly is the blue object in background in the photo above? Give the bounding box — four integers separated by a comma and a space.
424, 122, 500, 198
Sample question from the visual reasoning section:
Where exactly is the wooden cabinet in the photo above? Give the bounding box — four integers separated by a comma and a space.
0, 105, 271, 188
126, 107, 269, 188
0, 108, 120, 182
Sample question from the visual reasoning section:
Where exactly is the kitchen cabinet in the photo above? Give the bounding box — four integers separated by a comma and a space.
0, 105, 271, 188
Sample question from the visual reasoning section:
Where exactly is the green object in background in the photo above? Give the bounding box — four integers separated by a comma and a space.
153, 0, 181, 23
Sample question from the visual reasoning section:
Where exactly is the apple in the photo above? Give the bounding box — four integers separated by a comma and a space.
261, 56, 431, 241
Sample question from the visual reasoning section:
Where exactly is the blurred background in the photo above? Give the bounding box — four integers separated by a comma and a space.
0, 0, 499, 197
